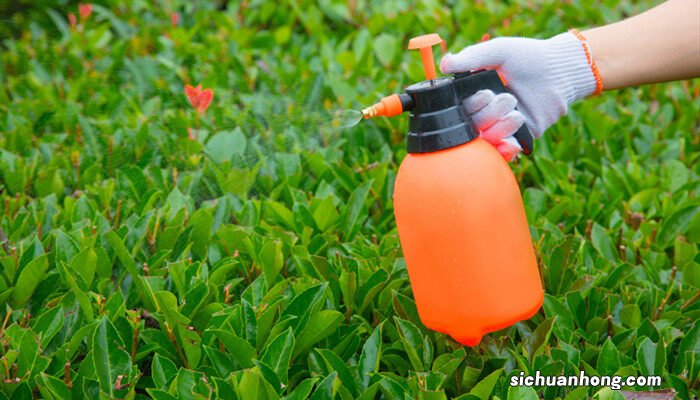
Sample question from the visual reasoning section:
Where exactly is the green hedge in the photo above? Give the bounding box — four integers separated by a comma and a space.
0, 0, 698, 399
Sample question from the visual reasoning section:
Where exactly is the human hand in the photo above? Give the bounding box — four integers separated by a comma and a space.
441, 31, 601, 160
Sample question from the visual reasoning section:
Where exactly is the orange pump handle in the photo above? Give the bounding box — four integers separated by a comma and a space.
408, 34, 446, 80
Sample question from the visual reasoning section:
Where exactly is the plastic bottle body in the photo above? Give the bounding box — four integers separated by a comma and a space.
393, 137, 543, 346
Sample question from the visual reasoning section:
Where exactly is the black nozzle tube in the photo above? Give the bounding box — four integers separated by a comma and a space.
398, 93, 414, 112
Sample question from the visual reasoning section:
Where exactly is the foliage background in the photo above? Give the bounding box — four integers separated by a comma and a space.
0, 0, 698, 399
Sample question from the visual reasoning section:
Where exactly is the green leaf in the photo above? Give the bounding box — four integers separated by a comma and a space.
37, 372, 72, 400
205, 128, 247, 164
189, 209, 214, 260
358, 323, 382, 390
8, 382, 32, 400
265, 201, 295, 230
237, 368, 280, 400
260, 327, 295, 385
146, 389, 177, 400
636, 337, 666, 377
419, 390, 448, 400
313, 197, 340, 232
620, 304, 642, 328
281, 282, 328, 333
258, 240, 284, 284
212, 329, 256, 368
106, 231, 156, 309
507, 386, 538, 400
293, 310, 343, 358
204, 345, 235, 378
373, 33, 399, 67
543, 294, 575, 338
468, 369, 503, 400
315, 348, 358, 397
673, 320, 699, 374
70, 247, 97, 288
17, 329, 39, 378
154, 291, 202, 368
92, 4, 135, 38
309, 372, 339, 400
379, 376, 409, 398
92, 317, 132, 397
152, 353, 177, 389
432, 348, 465, 378
597, 339, 621, 375
657, 206, 699, 248
254, 359, 283, 393
285, 378, 318, 400
394, 317, 425, 371
55, 229, 79, 265
44, 8, 70, 39
32, 306, 64, 348
11, 253, 48, 305
58, 261, 93, 320
526, 317, 556, 363
173, 368, 211, 398
67, 321, 100, 359
341, 180, 372, 241
356, 269, 388, 313
181, 281, 209, 318
591, 223, 617, 262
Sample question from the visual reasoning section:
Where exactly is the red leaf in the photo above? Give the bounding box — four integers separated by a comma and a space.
197, 89, 213, 113
171, 12, 180, 27
79, 3, 92, 19
68, 13, 77, 29
184, 84, 213, 114
184, 84, 201, 108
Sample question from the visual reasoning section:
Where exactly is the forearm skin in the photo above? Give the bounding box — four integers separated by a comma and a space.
582, 0, 700, 90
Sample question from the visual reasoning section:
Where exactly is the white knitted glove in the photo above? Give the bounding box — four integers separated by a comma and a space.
440, 31, 601, 160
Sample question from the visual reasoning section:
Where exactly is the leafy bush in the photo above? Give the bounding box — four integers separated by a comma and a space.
0, 0, 698, 399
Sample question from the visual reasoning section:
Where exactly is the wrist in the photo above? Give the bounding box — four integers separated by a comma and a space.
569, 29, 604, 95
544, 31, 601, 103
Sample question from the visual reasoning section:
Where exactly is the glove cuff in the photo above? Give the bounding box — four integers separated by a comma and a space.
544, 31, 600, 104
569, 29, 604, 95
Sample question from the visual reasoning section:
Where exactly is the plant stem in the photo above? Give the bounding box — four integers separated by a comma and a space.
64, 361, 72, 388
681, 289, 700, 310
164, 322, 189, 368
653, 266, 677, 321
0, 226, 9, 255
196, 112, 201, 141
131, 319, 140, 363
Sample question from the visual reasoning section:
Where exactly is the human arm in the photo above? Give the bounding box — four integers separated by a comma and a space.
583, 0, 700, 90
440, 0, 700, 160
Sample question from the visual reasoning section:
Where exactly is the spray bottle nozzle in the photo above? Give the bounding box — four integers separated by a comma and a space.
361, 93, 414, 119
360, 106, 378, 119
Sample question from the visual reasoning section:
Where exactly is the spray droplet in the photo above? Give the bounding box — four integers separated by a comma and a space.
330, 109, 363, 129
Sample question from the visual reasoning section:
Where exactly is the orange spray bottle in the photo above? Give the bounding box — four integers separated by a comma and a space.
362, 34, 543, 346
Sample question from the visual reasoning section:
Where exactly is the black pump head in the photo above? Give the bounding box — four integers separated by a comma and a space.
404, 69, 534, 155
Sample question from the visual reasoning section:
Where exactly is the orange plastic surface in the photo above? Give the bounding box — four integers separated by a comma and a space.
372, 94, 404, 118
407, 33, 444, 49
407, 34, 446, 81
393, 138, 543, 346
